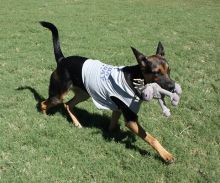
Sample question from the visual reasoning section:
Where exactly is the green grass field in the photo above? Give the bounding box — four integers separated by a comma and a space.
0, 0, 219, 182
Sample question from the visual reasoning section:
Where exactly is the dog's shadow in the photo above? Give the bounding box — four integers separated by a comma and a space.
16, 86, 158, 159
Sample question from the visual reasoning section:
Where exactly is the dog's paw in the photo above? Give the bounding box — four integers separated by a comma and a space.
161, 152, 175, 164
75, 123, 82, 128
40, 101, 47, 113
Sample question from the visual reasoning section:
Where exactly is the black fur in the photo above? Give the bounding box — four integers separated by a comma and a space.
40, 21, 65, 63
40, 21, 88, 96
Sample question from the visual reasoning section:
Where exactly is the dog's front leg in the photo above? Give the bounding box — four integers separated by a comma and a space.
126, 121, 174, 163
108, 111, 122, 132
64, 104, 82, 128
65, 90, 90, 128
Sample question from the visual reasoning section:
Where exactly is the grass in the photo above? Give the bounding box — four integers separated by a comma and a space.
0, 0, 219, 182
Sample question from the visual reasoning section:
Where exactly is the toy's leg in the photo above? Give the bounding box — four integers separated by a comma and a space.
174, 83, 182, 95
157, 87, 180, 106
158, 87, 173, 97
158, 98, 171, 117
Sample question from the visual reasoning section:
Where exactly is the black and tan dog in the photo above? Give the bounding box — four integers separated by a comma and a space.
39, 21, 176, 163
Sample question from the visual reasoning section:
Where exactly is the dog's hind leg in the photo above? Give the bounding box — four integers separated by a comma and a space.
65, 87, 90, 128
108, 111, 122, 132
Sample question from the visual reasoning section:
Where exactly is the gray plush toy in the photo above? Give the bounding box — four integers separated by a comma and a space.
133, 79, 182, 117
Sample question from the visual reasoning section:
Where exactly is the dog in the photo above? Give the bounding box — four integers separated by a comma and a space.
39, 21, 176, 163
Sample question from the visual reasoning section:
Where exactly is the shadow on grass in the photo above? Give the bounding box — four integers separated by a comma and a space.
17, 86, 157, 159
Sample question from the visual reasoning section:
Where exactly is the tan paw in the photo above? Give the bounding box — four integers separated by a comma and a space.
75, 123, 82, 128
40, 101, 47, 113
162, 152, 175, 164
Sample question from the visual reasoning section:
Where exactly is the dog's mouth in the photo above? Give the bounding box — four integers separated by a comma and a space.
158, 82, 175, 93
162, 81, 182, 95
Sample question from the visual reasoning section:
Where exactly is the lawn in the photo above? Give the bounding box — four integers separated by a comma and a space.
0, 0, 219, 182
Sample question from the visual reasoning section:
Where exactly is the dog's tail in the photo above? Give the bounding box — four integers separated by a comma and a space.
40, 21, 64, 63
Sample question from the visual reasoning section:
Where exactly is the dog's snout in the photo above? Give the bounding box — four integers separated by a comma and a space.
168, 81, 175, 91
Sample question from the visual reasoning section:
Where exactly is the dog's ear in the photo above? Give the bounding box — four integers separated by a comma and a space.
156, 41, 165, 56
131, 47, 148, 68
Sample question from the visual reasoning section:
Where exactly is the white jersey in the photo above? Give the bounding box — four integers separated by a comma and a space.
82, 59, 142, 113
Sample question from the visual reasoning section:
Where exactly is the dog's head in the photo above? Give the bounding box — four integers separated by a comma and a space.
131, 42, 175, 91
40, 68, 70, 113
